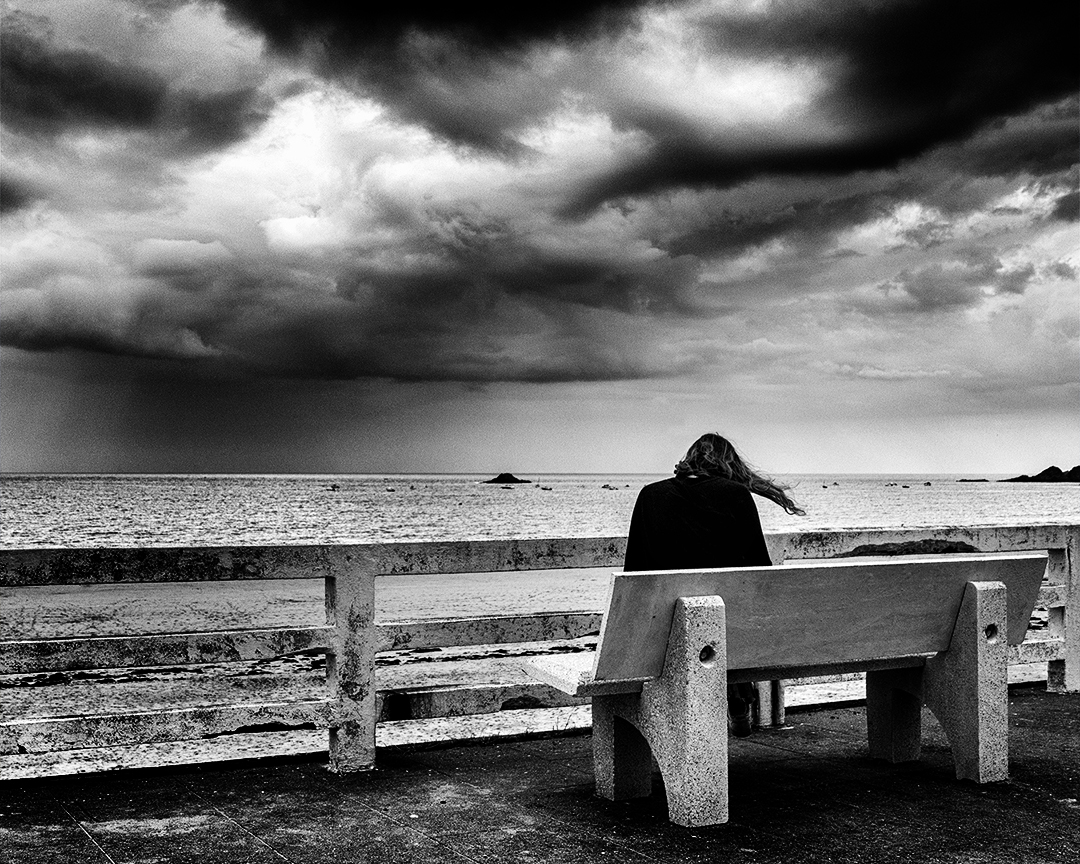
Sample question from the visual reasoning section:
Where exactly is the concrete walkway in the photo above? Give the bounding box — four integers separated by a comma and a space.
3, 686, 1077, 864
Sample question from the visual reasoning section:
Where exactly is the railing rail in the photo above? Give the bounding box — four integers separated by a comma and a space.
2, 524, 1076, 778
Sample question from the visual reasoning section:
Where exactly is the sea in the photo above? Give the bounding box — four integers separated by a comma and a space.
2, 473, 1077, 692
2, 473, 1078, 549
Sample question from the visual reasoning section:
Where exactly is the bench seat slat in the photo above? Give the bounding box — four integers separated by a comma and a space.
526, 654, 644, 697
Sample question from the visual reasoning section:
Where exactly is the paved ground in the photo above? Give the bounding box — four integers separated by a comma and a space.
3, 686, 1077, 864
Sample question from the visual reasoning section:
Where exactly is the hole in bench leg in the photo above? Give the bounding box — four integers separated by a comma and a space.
699, 645, 717, 666
984, 624, 998, 643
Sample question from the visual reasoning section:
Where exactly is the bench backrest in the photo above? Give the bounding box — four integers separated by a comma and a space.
592, 552, 1047, 681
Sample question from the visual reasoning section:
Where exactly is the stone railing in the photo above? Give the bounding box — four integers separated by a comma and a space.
2, 524, 1076, 778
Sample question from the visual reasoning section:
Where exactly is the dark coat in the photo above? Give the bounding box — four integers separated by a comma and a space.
623, 476, 772, 572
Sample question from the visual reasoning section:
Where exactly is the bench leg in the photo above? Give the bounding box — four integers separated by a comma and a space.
596, 596, 729, 827
923, 580, 1009, 782
866, 666, 923, 763
593, 699, 653, 800
754, 680, 786, 728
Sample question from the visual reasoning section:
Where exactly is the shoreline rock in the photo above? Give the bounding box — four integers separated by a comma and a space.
1000, 465, 1080, 483
482, 473, 531, 484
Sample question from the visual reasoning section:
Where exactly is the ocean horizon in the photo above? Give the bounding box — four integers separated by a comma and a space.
3, 472, 1077, 550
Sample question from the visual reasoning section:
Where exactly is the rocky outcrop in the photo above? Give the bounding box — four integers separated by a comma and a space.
835, 539, 981, 557
1000, 465, 1080, 483
482, 473, 531, 484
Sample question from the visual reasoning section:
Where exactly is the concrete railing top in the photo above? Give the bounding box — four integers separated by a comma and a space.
0, 524, 1075, 587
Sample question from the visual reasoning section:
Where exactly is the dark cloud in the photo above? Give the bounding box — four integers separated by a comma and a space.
658, 190, 882, 269
219, 1, 645, 52
598, 99, 1077, 275
2, 1, 1074, 391
949, 99, 1080, 178
0, 29, 164, 132
877, 251, 1040, 312
567, 0, 1080, 211
879, 266, 983, 312
710, 1, 1077, 136
219, 0, 648, 151
1051, 190, 1079, 222
993, 262, 1036, 296
198, 2, 1080, 204
0, 28, 268, 152
0, 176, 38, 214
1049, 261, 1077, 280
165, 86, 268, 153
0, 246, 685, 383
892, 218, 951, 252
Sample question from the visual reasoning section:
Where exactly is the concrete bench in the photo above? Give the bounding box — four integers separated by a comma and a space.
525, 552, 1047, 827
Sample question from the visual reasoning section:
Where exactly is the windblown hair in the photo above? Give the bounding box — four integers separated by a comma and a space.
674, 433, 806, 516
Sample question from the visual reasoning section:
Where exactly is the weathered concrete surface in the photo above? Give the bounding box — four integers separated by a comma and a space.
0, 538, 629, 587
2, 687, 1076, 864
0, 670, 1039, 781
594, 596, 731, 827
0, 545, 343, 587
1, 645, 597, 764
0, 569, 612, 638
2, 525, 1073, 781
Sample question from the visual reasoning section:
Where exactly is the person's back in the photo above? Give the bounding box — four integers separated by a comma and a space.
623, 475, 772, 572
622, 433, 805, 735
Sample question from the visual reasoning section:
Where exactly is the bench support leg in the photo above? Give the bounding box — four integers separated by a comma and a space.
923, 580, 1009, 782
592, 596, 729, 827
866, 666, 924, 763
593, 705, 652, 800
754, 680, 786, 728
867, 581, 1008, 781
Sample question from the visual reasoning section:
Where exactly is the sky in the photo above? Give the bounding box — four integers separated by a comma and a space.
1, 0, 1077, 475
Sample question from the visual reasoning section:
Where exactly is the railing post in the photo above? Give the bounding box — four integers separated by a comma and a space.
1047, 527, 1080, 693
325, 547, 377, 772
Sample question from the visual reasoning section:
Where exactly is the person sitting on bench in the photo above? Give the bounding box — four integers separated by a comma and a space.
623, 432, 806, 736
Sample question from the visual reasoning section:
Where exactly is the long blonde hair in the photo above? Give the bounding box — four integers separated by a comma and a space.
674, 433, 805, 516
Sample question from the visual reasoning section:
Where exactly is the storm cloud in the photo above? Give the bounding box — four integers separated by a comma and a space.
565, 2, 1079, 211
0, 176, 38, 214
216, 1, 1080, 207
0, 26, 268, 152
1, 0, 1077, 473
218, 0, 650, 152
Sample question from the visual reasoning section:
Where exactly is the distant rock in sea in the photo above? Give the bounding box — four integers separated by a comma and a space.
957, 478, 989, 483
483, 473, 531, 484
1000, 465, 1080, 483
